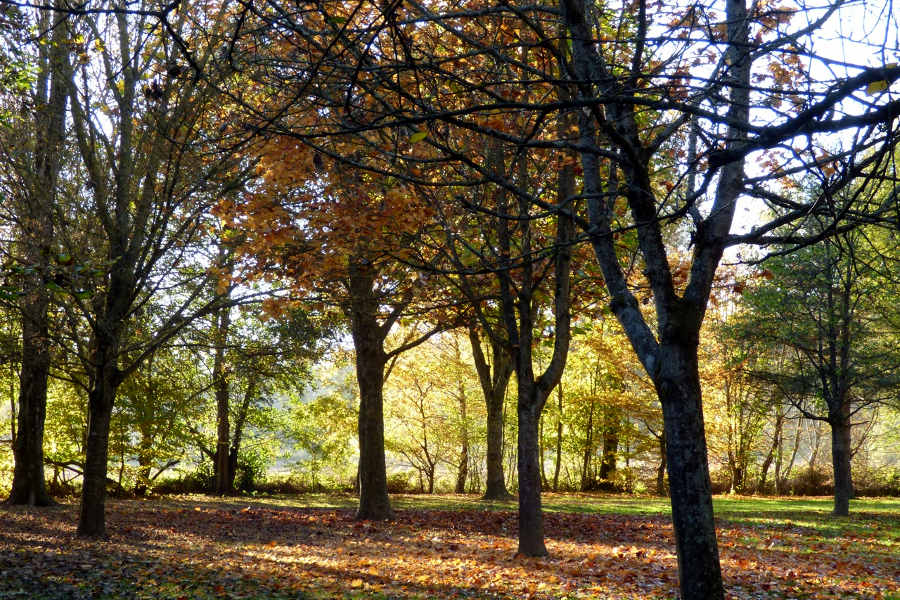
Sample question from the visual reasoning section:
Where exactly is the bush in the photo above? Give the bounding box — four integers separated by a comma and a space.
46, 476, 79, 499
708, 469, 732, 494
153, 468, 214, 495
234, 448, 270, 492
386, 471, 414, 493
789, 467, 831, 496
853, 466, 900, 497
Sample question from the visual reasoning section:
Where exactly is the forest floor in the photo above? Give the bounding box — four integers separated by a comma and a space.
0, 493, 897, 599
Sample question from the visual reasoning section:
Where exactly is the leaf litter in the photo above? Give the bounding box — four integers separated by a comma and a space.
0, 497, 896, 599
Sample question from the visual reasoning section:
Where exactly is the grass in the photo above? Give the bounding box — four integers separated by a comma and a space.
212, 490, 900, 528
1, 492, 897, 599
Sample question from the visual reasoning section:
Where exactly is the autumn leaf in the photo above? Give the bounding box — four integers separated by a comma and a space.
866, 63, 897, 95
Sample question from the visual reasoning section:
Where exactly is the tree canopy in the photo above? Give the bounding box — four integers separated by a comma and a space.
1, 1, 899, 600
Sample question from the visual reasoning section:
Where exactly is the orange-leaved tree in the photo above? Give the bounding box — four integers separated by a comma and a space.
226, 128, 449, 518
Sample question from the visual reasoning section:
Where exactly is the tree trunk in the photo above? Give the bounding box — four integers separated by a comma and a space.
8, 297, 53, 506
552, 383, 562, 492
354, 335, 391, 517
580, 395, 595, 491
517, 396, 546, 556
483, 388, 510, 499
348, 262, 392, 520
469, 328, 513, 500
779, 420, 802, 495
8, 375, 15, 446
731, 465, 744, 495
758, 402, 783, 494
227, 375, 256, 491
655, 344, 723, 600
538, 415, 547, 490
213, 301, 232, 494
830, 408, 853, 516
656, 432, 667, 497
78, 362, 119, 537
134, 433, 153, 496
598, 416, 619, 490
455, 382, 469, 494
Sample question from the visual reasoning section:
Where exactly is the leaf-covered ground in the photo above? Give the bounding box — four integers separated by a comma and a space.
0, 494, 897, 599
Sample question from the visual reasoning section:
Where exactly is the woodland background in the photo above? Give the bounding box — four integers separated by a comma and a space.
1, 0, 899, 599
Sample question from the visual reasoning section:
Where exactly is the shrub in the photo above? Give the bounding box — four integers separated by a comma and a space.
46, 476, 79, 499
853, 465, 900, 497
386, 471, 414, 493
789, 467, 831, 496
153, 468, 213, 495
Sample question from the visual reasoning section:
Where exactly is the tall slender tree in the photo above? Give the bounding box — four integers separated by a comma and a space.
53, 1, 245, 536
0, 4, 69, 506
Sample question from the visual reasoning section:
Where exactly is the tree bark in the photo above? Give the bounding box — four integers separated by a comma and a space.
830, 406, 853, 516
656, 344, 723, 600
483, 386, 510, 499
355, 343, 390, 518
538, 415, 547, 490
213, 304, 232, 495
227, 375, 256, 491
469, 328, 513, 500
580, 394, 595, 491
552, 383, 563, 492
656, 431, 667, 497
517, 393, 547, 556
598, 414, 619, 490
78, 357, 120, 537
134, 433, 153, 496
348, 262, 393, 520
757, 399, 783, 494
9, 298, 54, 506
455, 380, 469, 494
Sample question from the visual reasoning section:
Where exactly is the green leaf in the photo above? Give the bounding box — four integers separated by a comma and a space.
409, 130, 428, 143
867, 80, 889, 95
866, 63, 897, 95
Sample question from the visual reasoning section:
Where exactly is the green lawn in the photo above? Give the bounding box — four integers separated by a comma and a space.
175, 490, 900, 561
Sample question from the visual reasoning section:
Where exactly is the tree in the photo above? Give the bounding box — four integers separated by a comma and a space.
287, 357, 359, 490
732, 224, 900, 514
51, 1, 245, 536
468, 325, 515, 499
565, 315, 663, 493
114, 342, 207, 495
227, 136, 450, 518
384, 330, 483, 494
207, 302, 321, 494
0, 3, 68, 506
703, 296, 772, 495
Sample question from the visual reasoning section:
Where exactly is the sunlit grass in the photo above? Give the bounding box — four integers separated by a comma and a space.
166, 491, 900, 538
